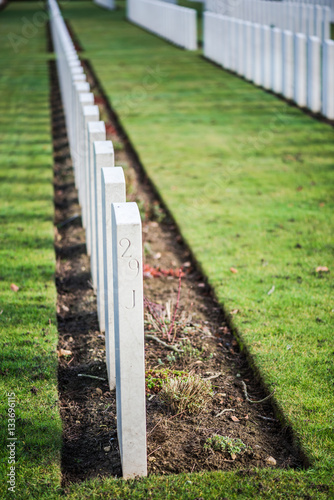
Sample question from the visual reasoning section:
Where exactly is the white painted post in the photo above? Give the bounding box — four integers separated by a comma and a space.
283, 30, 294, 100
101, 167, 126, 390
94, 140, 115, 333
322, 40, 334, 119
88, 122, 106, 292
112, 201, 147, 479
294, 33, 307, 107
272, 28, 283, 94
307, 36, 321, 113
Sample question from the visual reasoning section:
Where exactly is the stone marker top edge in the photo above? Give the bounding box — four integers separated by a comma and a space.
71, 66, 84, 74
112, 202, 141, 227
309, 35, 321, 43
261, 25, 270, 32
94, 140, 114, 156
88, 121, 106, 134
83, 105, 99, 117
74, 82, 90, 92
295, 32, 307, 40
79, 93, 94, 104
72, 74, 86, 82
102, 166, 126, 186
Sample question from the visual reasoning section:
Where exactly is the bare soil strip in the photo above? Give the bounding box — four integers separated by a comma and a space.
50, 36, 303, 484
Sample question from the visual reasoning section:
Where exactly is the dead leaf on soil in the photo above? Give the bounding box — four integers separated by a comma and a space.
316, 266, 329, 273
10, 283, 19, 292
230, 267, 238, 274
58, 348, 72, 357
231, 415, 240, 422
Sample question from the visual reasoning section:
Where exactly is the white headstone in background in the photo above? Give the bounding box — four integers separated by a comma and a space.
252, 23, 262, 85
293, 33, 307, 108
88, 122, 106, 292
271, 28, 283, 94
307, 36, 321, 113
94, 140, 115, 332
101, 167, 126, 390
112, 202, 147, 479
322, 40, 334, 120
244, 21, 252, 81
282, 30, 294, 100
81, 99, 99, 235
261, 25, 271, 89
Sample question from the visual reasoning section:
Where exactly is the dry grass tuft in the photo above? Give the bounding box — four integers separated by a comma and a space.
160, 372, 213, 415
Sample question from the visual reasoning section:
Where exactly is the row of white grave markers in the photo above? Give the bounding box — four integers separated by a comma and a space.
282, 0, 334, 22
205, 0, 331, 39
203, 12, 334, 119
127, 0, 197, 50
94, 0, 116, 10
48, 0, 147, 479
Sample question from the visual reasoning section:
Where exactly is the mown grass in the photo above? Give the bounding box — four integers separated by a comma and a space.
62, 1, 334, 496
0, 3, 62, 498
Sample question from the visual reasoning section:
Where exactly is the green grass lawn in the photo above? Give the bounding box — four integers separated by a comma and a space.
0, 3, 62, 498
61, 1, 334, 496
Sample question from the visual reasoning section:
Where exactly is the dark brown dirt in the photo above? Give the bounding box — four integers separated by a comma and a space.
50, 46, 303, 485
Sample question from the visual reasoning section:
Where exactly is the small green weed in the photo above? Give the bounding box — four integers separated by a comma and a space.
204, 434, 247, 457
145, 368, 185, 394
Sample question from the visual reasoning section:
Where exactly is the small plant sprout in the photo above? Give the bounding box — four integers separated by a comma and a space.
204, 434, 247, 458
160, 372, 213, 415
145, 368, 185, 394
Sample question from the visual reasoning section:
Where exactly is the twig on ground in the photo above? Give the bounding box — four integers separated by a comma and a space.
256, 414, 277, 422
148, 409, 188, 435
168, 268, 182, 341
145, 334, 183, 352
147, 446, 162, 458
241, 381, 276, 404
215, 408, 235, 417
57, 213, 79, 228
77, 374, 106, 381
204, 372, 222, 381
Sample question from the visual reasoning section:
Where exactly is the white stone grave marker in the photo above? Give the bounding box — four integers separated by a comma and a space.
94, 140, 115, 332
87, 122, 106, 291
112, 202, 147, 479
101, 167, 126, 389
